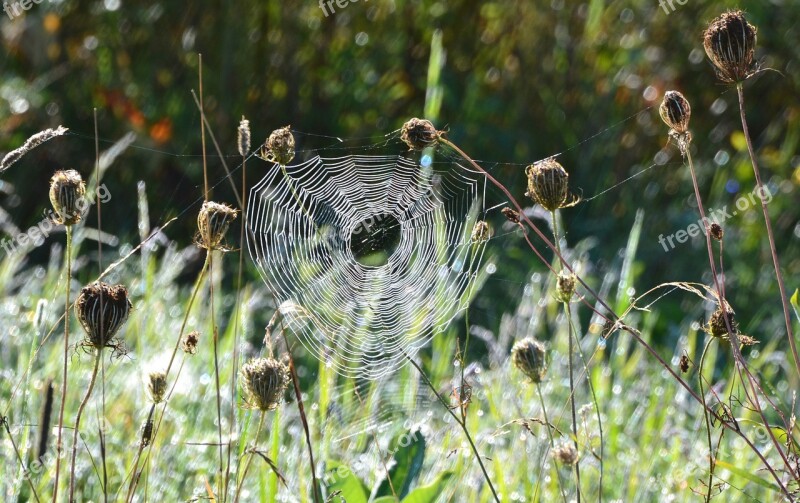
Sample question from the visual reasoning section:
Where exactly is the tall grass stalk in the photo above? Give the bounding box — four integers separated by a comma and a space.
52, 225, 73, 503
533, 384, 567, 503
232, 411, 266, 503
68, 349, 102, 501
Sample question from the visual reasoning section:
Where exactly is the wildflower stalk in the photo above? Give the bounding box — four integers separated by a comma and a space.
232, 411, 266, 503
68, 349, 102, 501
533, 384, 567, 503
698, 337, 716, 503
53, 225, 72, 503
3, 417, 42, 503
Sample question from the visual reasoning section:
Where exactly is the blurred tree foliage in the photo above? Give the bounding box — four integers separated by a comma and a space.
1, 0, 798, 348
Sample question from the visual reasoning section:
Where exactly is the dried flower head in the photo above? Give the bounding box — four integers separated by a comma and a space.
501, 207, 520, 224
400, 118, 439, 151
552, 442, 579, 466
680, 354, 690, 373
240, 357, 290, 411
197, 201, 238, 251
511, 337, 548, 383
471, 220, 491, 243
710, 223, 724, 241
706, 306, 738, 338
525, 159, 579, 212
182, 331, 200, 355
556, 271, 577, 303
146, 371, 167, 404
75, 282, 132, 350
703, 10, 758, 84
140, 417, 154, 447
660, 91, 692, 135
237, 116, 251, 157
49, 170, 86, 225
261, 126, 295, 165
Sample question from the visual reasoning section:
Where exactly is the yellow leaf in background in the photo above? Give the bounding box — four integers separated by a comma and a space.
730, 131, 747, 152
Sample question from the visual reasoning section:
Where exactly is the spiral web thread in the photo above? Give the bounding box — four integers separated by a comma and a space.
247, 153, 487, 379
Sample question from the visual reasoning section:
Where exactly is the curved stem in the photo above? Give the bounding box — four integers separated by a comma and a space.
698, 337, 716, 503
533, 384, 568, 503
233, 411, 266, 503
53, 225, 72, 503
68, 349, 102, 502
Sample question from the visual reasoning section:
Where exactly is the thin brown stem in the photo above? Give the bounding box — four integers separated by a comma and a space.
533, 384, 567, 503
233, 411, 266, 503
53, 225, 72, 503
698, 337, 716, 503
3, 417, 42, 503
68, 349, 102, 502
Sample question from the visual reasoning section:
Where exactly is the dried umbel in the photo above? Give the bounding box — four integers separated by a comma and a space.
710, 223, 724, 241
706, 306, 738, 338
49, 170, 86, 225
237, 117, 251, 157
240, 357, 290, 411
471, 220, 491, 244
182, 331, 200, 355
146, 371, 167, 404
659, 91, 691, 135
525, 159, 578, 212
261, 126, 295, 165
197, 201, 238, 250
703, 11, 758, 84
400, 118, 439, 151
552, 442, 579, 466
75, 282, 132, 350
501, 207, 520, 224
556, 271, 577, 303
511, 337, 548, 383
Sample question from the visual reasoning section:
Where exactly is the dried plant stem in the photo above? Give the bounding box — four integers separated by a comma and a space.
3, 417, 42, 503
405, 354, 501, 502
533, 384, 567, 503
53, 225, 73, 503
208, 253, 225, 498
68, 349, 102, 502
698, 337, 716, 503
736, 83, 799, 377
550, 211, 581, 502
232, 411, 266, 503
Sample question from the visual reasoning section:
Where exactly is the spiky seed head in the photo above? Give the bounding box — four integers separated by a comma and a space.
710, 223, 724, 241
556, 271, 577, 303
501, 207, 520, 224
146, 371, 167, 404
511, 337, 548, 383
75, 282, 132, 349
140, 417, 154, 447
471, 220, 491, 243
261, 126, 295, 165
240, 358, 290, 411
525, 159, 577, 212
182, 331, 199, 355
400, 118, 439, 151
237, 117, 251, 157
703, 10, 757, 84
660, 91, 691, 135
197, 201, 238, 250
49, 170, 86, 226
707, 306, 738, 338
552, 442, 579, 466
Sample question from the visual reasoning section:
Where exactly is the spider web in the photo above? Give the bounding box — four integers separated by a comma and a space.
247, 152, 488, 380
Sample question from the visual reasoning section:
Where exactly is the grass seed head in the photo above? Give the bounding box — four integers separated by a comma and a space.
237, 116, 251, 157
511, 337, 548, 383
182, 331, 200, 355
710, 223, 724, 241
240, 357, 290, 411
552, 442, 579, 466
660, 91, 691, 135
556, 271, 577, 303
49, 169, 86, 226
471, 220, 491, 243
197, 201, 238, 251
261, 126, 295, 165
146, 371, 167, 404
140, 417, 154, 447
703, 10, 757, 84
75, 282, 132, 350
400, 118, 439, 151
525, 158, 578, 212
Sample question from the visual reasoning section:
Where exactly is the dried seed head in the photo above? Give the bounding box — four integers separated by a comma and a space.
140, 417, 154, 447
707, 306, 738, 338
703, 10, 758, 84
710, 223, 724, 241
182, 331, 199, 355
240, 357, 290, 411
471, 220, 491, 243
659, 91, 691, 135
146, 371, 167, 404
525, 159, 578, 212
552, 442, 579, 466
680, 354, 690, 373
511, 337, 547, 383
197, 201, 238, 250
501, 207, 520, 224
556, 271, 577, 303
49, 170, 86, 226
261, 126, 295, 165
400, 118, 439, 151
75, 282, 132, 349
237, 116, 251, 157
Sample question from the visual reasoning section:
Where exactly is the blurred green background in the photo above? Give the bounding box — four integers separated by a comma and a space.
1, 0, 799, 349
